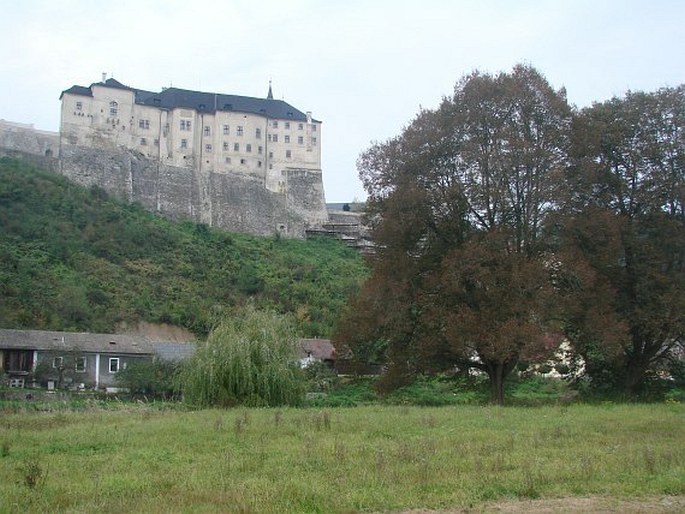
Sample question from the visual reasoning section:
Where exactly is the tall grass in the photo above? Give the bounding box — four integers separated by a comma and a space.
0, 403, 682, 512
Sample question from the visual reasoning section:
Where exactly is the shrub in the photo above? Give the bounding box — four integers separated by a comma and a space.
116, 359, 182, 399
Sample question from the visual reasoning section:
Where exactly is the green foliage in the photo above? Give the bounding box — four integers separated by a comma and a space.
0, 157, 367, 337
115, 359, 183, 399
180, 306, 305, 407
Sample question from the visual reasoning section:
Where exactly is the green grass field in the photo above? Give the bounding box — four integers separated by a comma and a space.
1, 404, 683, 513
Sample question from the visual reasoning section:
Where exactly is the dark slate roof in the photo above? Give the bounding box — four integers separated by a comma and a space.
151, 342, 196, 361
60, 78, 314, 121
59, 85, 92, 99
0, 329, 153, 355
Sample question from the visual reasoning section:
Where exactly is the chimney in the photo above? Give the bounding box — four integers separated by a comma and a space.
102, 72, 107, 83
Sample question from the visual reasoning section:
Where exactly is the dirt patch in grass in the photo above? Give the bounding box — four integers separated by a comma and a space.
392, 495, 685, 513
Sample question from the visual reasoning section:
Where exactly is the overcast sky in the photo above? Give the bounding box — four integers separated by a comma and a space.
1, 1, 683, 202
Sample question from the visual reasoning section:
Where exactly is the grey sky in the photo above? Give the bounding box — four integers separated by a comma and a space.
1, 0, 683, 201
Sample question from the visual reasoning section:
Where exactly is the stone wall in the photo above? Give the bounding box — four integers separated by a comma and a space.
1, 120, 329, 238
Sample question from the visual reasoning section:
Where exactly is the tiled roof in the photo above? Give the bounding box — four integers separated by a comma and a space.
151, 342, 196, 361
0, 329, 153, 355
60, 78, 315, 121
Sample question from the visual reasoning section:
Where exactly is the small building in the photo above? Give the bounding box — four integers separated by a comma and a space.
299, 338, 336, 368
0, 329, 154, 390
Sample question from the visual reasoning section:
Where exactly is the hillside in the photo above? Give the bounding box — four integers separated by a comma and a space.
0, 157, 368, 337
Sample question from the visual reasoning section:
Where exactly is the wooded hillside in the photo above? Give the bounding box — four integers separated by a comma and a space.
0, 158, 367, 337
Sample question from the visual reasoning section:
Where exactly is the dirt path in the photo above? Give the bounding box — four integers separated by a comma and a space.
389, 495, 685, 513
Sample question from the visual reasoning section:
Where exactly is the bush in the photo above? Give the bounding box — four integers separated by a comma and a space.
116, 360, 182, 399
180, 306, 305, 407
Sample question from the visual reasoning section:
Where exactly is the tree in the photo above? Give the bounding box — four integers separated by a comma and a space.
180, 305, 305, 407
562, 86, 685, 394
337, 65, 572, 404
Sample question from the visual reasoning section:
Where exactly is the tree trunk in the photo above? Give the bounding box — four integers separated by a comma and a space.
487, 361, 506, 406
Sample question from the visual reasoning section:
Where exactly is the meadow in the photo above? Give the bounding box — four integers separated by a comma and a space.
1, 403, 683, 513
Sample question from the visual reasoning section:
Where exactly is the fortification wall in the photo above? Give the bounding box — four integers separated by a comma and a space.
1, 120, 329, 238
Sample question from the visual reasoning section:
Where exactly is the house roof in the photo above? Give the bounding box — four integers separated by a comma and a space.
60, 78, 316, 122
300, 339, 336, 361
151, 342, 196, 361
0, 329, 154, 355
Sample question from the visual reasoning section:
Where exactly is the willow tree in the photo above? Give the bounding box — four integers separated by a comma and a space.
337, 65, 572, 404
181, 305, 305, 407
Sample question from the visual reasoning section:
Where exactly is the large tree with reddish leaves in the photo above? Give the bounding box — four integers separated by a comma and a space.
336, 65, 572, 404
562, 86, 685, 394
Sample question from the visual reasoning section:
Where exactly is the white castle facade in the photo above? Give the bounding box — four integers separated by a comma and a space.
59, 77, 322, 194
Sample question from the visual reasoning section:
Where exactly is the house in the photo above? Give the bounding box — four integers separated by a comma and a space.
0, 329, 154, 390
299, 339, 336, 368
0, 329, 343, 390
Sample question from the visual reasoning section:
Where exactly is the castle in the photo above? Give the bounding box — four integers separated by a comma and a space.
1, 76, 331, 238
60, 76, 322, 195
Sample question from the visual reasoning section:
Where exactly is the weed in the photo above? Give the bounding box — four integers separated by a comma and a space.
234, 417, 246, 436
643, 447, 656, 474
20, 459, 46, 489
333, 440, 347, 464
1, 441, 9, 457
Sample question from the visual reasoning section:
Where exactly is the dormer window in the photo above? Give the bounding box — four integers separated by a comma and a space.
109, 101, 118, 116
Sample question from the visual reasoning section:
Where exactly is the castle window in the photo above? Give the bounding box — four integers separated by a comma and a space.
298, 123, 304, 130
268, 151, 273, 159
255, 128, 261, 139
246, 144, 252, 153
180, 120, 191, 131
257, 161, 262, 167
286, 150, 292, 159
298, 136, 304, 145
76, 101, 83, 111
234, 143, 239, 152
223, 124, 230, 135
240, 158, 246, 164
204, 126, 211, 137
258, 145, 263, 154
181, 139, 188, 149
223, 142, 229, 151
237, 126, 244, 136
272, 121, 278, 128
140, 138, 148, 146
205, 144, 212, 152
225, 157, 231, 164
284, 135, 290, 144
272, 134, 278, 143
267, 134, 272, 142
154, 138, 159, 146
285, 122, 290, 129
311, 137, 317, 145
139, 119, 150, 129
311, 125, 317, 131
109, 101, 118, 116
